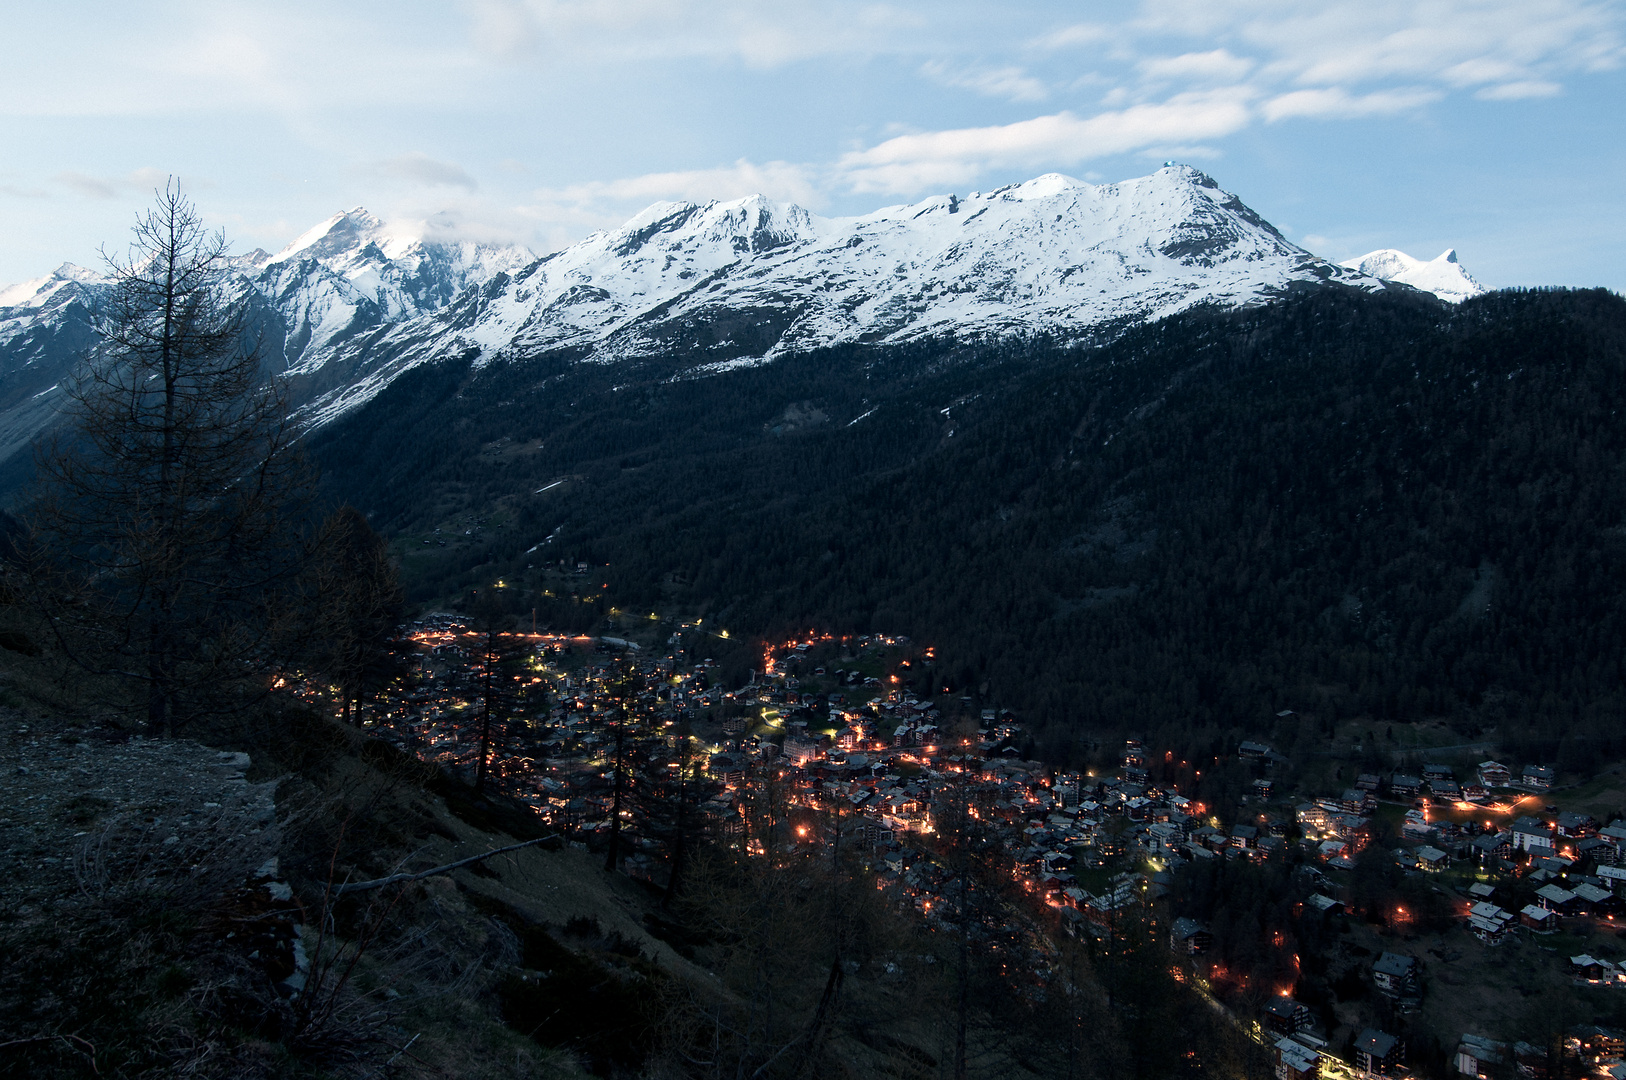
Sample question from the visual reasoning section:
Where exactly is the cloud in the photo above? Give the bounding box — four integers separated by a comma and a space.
370, 153, 479, 190
1261, 86, 1441, 122
516, 158, 826, 245
1031, 23, 1113, 51
1476, 80, 1563, 100
1140, 49, 1253, 83
52, 167, 179, 200
464, 0, 933, 68
921, 60, 1048, 102
837, 90, 1253, 193
538, 159, 823, 208
54, 171, 118, 199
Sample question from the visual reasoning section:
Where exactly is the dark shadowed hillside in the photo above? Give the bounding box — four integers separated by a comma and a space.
312, 286, 1626, 768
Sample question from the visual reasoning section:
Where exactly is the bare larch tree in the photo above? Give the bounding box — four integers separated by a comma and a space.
30, 181, 307, 734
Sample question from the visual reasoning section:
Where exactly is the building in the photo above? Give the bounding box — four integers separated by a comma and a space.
1169, 917, 1214, 955
1263, 997, 1313, 1036
1415, 845, 1449, 871
1372, 952, 1417, 997
1523, 764, 1555, 789
1466, 901, 1515, 944
1354, 1029, 1403, 1076
1535, 883, 1583, 915
1477, 761, 1511, 787
1276, 1036, 1322, 1080
1390, 774, 1422, 799
1521, 904, 1558, 933
1512, 817, 1554, 854
1454, 1034, 1507, 1078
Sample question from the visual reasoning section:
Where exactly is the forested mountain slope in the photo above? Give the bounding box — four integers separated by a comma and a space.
313, 286, 1626, 766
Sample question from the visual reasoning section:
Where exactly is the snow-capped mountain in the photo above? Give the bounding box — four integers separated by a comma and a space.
294, 166, 1405, 424
0, 166, 1472, 465
0, 214, 534, 467
1339, 248, 1485, 304
251, 208, 535, 373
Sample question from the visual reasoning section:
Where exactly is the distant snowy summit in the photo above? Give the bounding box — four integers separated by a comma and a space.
1339, 248, 1486, 305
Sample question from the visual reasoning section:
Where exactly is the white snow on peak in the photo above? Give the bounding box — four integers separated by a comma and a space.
291, 165, 1383, 426
433, 163, 1352, 366
0, 263, 102, 309
1339, 248, 1486, 304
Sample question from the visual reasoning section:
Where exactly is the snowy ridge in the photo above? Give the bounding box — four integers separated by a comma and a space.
447, 166, 1367, 364
1339, 248, 1485, 304
0, 167, 1483, 444
295, 166, 1399, 424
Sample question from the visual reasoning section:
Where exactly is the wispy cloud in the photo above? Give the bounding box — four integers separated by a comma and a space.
1261, 87, 1441, 123
369, 153, 479, 190
920, 60, 1048, 102
837, 90, 1253, 192
53, 167, 177, 200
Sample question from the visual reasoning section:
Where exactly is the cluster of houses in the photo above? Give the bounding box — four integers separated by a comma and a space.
340, 625, 1626, 1080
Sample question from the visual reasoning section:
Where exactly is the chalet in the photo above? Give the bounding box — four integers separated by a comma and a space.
1262, 997, 1313, 1036
1466, 901, 1515, 944
1512, 1041, 1549, 1079
1356, 772, 1382, 792
1556, 811, 1598, 839
1423, 763, 1455, 783
1168, 917, 1214, 955
1342, 789, 1375, 815
1415, 845, 1449, 871
1600, 822, 1626, 849
1454, 1034, 1507, 1079
1472, 831, 1513, 863
1598, 865, 1626, 893
1253, 778, 1275, 799
1573, 1025, 1626, 1064
1571, 881, 1616, 913
1468, 882, 1498, 900
1431, 779, 1463, 800
1578, 837, 1617, 866
1372, 953, 1417, 997
1275, 1036, 1321, 1080
1521, 904, 1558, 933
1391, 774, 1422, 798
1462, 783, 1489, 803
1354, 1028, 1404, 1076
1239, 740, 1272, 760
1402, 812, 1437, 842
1536, 883, 1585, 915
1297, 803, 1331, 833
1306, 893, 1345, 916
1570, 954, 1619, 983
1478, 761, 1512, 787
1522, 764, 1555, 789
1231, 824, 1259, 850
1332, 815, 1371, 844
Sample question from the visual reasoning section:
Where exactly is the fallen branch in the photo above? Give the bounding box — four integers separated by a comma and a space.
333, 835, 557, 896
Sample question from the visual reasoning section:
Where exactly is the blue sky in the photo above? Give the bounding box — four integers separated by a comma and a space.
2, 0, 1623, 290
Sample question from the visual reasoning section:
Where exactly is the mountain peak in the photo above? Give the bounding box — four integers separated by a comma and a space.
268, 207, 389, 265
1340, 247, 1485, 304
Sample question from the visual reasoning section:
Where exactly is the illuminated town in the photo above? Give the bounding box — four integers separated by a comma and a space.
287, 616, 1626, 1080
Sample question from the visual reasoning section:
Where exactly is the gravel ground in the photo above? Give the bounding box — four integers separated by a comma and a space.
0, 718, 280, 922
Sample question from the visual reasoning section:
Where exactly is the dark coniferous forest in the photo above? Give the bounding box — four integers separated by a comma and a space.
313, 285, 1626, 770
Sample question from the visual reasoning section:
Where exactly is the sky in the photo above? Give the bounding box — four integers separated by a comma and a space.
2, 0, 1624, 291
